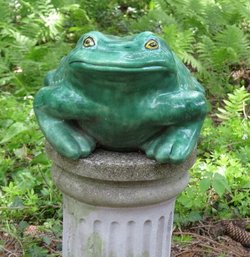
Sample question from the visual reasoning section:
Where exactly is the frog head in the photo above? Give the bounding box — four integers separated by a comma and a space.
66, 31, 179, 91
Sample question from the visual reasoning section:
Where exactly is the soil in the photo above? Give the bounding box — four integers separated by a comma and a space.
171, 219, 250, 257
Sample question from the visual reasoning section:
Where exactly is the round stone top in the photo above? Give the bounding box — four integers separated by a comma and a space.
46, 143, 196, 182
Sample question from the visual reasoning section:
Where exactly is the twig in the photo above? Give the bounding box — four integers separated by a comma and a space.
0, 246, 19, 257
173, 231, 243, 257
174, 248, 221, 257
199, 243, 225, 253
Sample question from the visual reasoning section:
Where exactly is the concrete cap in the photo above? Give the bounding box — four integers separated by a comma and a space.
46, 143, 196, 182
46, 143, 196, 207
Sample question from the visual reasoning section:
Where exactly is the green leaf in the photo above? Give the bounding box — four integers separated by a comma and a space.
14, 145, 27, 159
25, 244, 48, 257
186, 211, 202, 223
212, 173, 229, 197
18, 221, 29, 233
0, 122, 28, 144
32, 153, 49, 165
42, 236, 51, 246
10, 196, 24, 208
199, 178, 211, 192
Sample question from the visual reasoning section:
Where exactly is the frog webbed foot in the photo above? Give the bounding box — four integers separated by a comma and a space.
141, 122, 201, 164
36, 113, 96, 159
62, 125, 96, 159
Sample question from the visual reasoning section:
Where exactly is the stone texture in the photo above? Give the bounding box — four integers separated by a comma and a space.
46, 143, 195, 207
46, 144, 196, 257
47, 143, 196, 182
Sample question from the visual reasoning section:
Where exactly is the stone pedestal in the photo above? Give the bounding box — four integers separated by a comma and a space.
46, 144, 195, 257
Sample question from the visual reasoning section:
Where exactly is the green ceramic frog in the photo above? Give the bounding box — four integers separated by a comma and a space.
34, 31, 208, 164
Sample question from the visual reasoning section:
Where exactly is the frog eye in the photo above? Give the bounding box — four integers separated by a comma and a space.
145, 39, 159, 50
83, 37, 95, 47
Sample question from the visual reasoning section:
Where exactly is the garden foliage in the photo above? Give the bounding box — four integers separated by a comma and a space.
0, 0, 249, 255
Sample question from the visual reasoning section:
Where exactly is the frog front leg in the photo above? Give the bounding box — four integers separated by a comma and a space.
141, 119, 204, 164
141, 91, 207, 164
33, 86, 96, 159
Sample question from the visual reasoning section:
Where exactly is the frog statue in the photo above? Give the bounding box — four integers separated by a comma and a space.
34, 31, 208, 164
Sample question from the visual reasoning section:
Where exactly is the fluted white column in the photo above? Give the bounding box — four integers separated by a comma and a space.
46, 144, 195, 257
63, 195, 175, 257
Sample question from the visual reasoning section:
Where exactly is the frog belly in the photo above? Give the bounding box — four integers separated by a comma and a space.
78, 120, 162, 149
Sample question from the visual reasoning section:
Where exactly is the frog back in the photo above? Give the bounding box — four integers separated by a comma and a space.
43, 56, 69, 87
174, 53, 205, 94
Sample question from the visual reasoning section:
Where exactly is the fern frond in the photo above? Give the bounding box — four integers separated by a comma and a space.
181, 53, 203, 72
0, 0, 12, 24
20, 0, 64, 43
218, 0, 250, 25
153, 0, 187, 11
0, 28, 36, 65
217, 87, 250, 120
215, 25, 250, 65
130, 8, 175, 33
163, 25, 193, 52
153, 0, 169, 11
197, 25, 250, 72
197, 36, 216, 69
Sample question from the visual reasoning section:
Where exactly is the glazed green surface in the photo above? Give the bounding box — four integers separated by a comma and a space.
34, 31, 208, 164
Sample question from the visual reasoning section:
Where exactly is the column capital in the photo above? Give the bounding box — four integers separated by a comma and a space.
46, 143, 195, 207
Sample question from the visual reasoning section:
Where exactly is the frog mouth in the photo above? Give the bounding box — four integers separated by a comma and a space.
69, 60, 170, 72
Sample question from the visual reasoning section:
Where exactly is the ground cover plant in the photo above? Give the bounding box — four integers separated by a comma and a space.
0, 0, 249, 256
